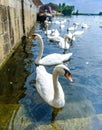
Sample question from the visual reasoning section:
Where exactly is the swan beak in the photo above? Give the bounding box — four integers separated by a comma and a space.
65, 73, 73, 82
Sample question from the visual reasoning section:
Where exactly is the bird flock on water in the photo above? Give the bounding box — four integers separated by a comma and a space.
28, 17, 89, 109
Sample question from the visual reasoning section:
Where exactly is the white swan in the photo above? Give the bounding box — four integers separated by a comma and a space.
81, 23, 89, 29
47, 29, 60, 42
44, 22, 60, 37
36, 64, 73, 108
29, 33, 72, 66
60, 21, 65, 29
67, 32, 75, 43
58, 34, 70, 49
73, 30, 84, 36
51, 29, 60, 37
44, 23, 52, 35
67, 24, 77, 31
48, 33, 70, 49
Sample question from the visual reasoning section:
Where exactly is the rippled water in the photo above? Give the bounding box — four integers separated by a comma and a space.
1, 15, 102, 129
16, 15, 102, 130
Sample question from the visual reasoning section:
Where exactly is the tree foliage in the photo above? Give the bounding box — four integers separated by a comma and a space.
99, 12, 102, 15
62, 5, 74, 15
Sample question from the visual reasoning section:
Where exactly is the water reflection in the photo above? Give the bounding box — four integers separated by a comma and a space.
0, 37, 29, 129
52, 108, 63, 122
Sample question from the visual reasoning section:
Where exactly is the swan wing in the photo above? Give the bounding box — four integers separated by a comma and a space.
40, 53, 72, 65
36, 65, 65, 108
36, 66, 54, 103
48, 35, 61, 42
45, 30, 52, 35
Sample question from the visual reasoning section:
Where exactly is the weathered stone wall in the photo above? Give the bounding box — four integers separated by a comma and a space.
0, 0, 37, 67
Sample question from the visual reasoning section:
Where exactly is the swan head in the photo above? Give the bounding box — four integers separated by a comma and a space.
64, 34, 70, 40
29, 34, 35, 39
54, 64, 73, 82
29, 33, 41, 40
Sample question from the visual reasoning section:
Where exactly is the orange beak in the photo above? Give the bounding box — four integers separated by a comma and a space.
65, 73, 73, 82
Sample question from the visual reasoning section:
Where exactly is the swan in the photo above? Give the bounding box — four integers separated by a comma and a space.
67, 24, 77, 31
36, 64, 73, 108
67, 20, 78, 32
67, 32, 75, 43
67, 26, 76, 31
47, 31, 61, 42
44, 22, 60, 37
47, 29, 60, 42
51, 29, 60, 37
44, 23, 52, 35
60, 21, 65, 29
29, 33, 72, 66
73, 30, 84, 36
81, 23, 89, 29
73, 22, 80, 26
58, 34, 70, 50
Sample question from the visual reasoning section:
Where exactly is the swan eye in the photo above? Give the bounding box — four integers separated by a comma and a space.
64, 69, 71, 75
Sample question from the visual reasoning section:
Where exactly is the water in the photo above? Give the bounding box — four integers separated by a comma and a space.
0, 15, 102, 129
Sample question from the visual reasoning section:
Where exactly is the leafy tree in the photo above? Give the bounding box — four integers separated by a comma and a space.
62, 3, 66, 10
58, 3, 62, 12
76, 10, 79, 15
62, 6, 74, 15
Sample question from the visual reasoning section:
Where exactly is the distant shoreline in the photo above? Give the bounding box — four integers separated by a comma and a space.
73, 13, 102, 16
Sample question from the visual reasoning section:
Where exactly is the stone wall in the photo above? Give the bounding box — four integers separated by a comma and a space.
0, 0, 38, 67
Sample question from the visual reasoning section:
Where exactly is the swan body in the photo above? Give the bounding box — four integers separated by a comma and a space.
73, 30, 84, 36
48, 35, 61, 42
45, 29, 52, 35
60, 23, 65, 29
67, 26, 75, 31
45, 29, 60, 36
29, 33, 72, 66
67, 25, 77, 31
47, 29, 60, 42
51, 29, 60, 36
36, 64, 73, 108
47, 29, 61, 42
35, 53, 72, 66
44, 23, 52, 35
81, 23, 89, 28
73, 22, 80, 26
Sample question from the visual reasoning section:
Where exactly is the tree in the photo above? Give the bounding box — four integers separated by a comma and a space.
62, 6, 74, 16
58, 3, 62, 12
76, 10, 79, 15
99, 12, 102, 15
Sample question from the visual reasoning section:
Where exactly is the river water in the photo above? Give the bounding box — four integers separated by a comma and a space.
0, 15, 102, 130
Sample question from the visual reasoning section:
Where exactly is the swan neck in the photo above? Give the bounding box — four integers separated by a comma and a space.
46, 24, 49, 35
53, 70, 59, 99
64, 36, 67, 48
35, 36, 44, 64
